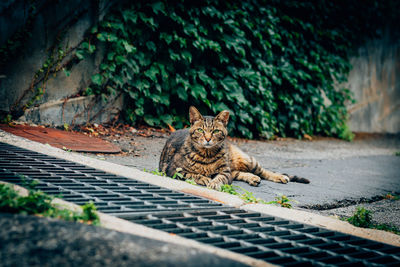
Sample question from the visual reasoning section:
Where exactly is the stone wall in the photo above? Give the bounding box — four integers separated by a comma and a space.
346, 31, 400, 133
0, 0, 120, 126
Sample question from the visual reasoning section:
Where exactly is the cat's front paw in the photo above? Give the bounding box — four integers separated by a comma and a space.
248, 175, 261, 186
207, 180, 224, 190
196, 176, 212, 186
207, 175, 229, 190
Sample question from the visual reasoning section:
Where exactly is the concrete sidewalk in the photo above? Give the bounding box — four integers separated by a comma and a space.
0, 213, 251, 267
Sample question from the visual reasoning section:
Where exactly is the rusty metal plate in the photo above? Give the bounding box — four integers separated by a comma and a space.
0, 124, 121, 153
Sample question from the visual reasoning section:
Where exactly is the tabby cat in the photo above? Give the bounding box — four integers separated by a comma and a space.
159, 106, 309, 190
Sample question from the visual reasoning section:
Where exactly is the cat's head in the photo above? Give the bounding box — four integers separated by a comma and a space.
188, 106, 229, 149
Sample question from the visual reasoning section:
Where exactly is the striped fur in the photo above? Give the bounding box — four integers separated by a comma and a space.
159, 107, 309, 190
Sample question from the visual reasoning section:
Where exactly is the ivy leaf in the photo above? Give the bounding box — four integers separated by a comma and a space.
169, 49, 181, 61
115, 56, 126, 65
97, 33, 106, 41
90, 26, 98, 34
177, 86, 188, 101
63, 69, 71, 77
108, 63, 116, 72
122, 9, 137, 23
143, 115, 160, 126
107, 52, 115, 61
126, 59, 139, 74
136, 79, 151, 92
105, 33, 118, 42
75, 50, 85, 60
91, 74, 103, 86
198, 71, 215, 87
144, 65, 159, 82
146, 41, 156, 52
190, 84, 207, 99
220, 76, 239, 91
212, 103, 229, 113
128, 90, 137, 99
181, 51, 192, 63
160, 33, 173, 45
151, 2, 166, 15
183, 24, 198, 38
122, 41, 136, 53
139, 12, 157, 29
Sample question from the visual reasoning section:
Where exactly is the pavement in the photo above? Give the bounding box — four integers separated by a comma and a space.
0, 213, 250, 267
86, 132, 400, 229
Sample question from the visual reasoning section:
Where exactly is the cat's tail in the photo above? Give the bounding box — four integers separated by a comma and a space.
283, 173, 310, 184
246, 156, 308, 184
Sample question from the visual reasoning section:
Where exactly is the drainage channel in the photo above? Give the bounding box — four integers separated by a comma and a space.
0, 142, 399, 266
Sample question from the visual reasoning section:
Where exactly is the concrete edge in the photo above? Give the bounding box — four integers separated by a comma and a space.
1, 181, 272, 267
24, 95, 96, 111
1, 130, 399, 248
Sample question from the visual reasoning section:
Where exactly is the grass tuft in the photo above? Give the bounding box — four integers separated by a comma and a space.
347, 206, 372, 228
220, 184, 296, 208
346, 206, 400, 235
0, 182, 100, 225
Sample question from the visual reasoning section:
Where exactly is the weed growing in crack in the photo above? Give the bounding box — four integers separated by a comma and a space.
384, 193, 399, 200
185, 179, 196, 185
62, 146, 72, 152
144, 168, 166, 176
373, 224, 400, 235
145, 168, 196, 185
220, 184, 296, 208
347, 207, 372, 228
346, 206, 400, 235
63, 123, 70, 131
220, 184, 240, 196
172, 168, 184, 179
266, 195, 297, 209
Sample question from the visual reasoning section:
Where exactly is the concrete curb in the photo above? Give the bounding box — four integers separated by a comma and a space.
1, 129, 399, 248
1, 181, 272, 267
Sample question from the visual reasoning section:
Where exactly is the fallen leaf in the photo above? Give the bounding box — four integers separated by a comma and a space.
303, 134, 313, 141
167, 123, 176, 132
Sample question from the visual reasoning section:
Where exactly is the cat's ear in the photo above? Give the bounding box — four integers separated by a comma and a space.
189, 106, 203, 124
215, 110, 230, 126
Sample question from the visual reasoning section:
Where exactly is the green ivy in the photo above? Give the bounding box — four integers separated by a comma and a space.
77, 0, 398, 139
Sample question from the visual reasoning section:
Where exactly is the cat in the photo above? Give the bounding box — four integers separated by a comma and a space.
159, 106, 309, 190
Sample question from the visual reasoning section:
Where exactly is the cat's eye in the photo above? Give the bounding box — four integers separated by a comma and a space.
213, 129, 221, 134
196, 128, 204, 133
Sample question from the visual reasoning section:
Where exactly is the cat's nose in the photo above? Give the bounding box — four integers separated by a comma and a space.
205, 136, 211, 142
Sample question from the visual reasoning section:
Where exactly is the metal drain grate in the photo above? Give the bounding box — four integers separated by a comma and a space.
0, 143, 225, 215
0, 142, 399, 266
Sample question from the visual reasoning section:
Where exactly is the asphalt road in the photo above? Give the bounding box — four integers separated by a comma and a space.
89, 133, 400, 228
0, 213, 248, 267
